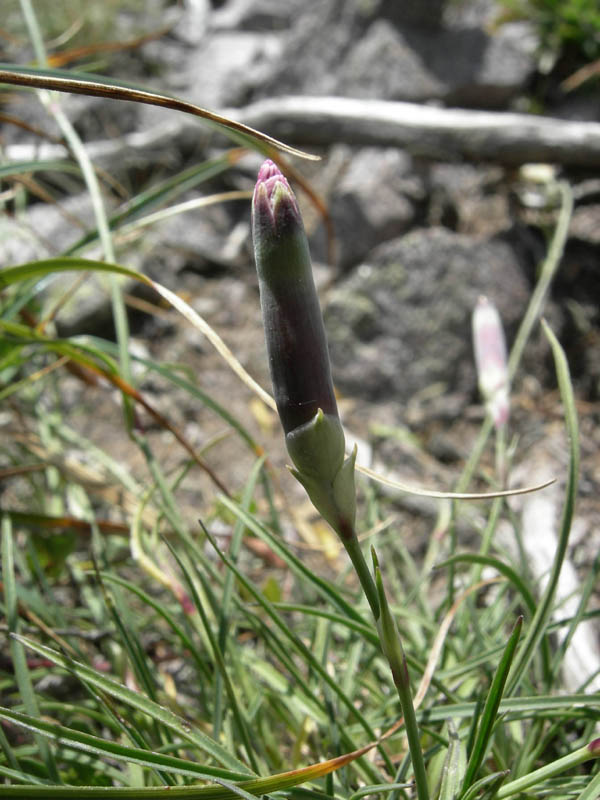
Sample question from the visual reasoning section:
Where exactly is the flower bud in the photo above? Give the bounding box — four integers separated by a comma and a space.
252, 160, 356, 536
252, 160, 338, 434
472, 295, 510, 428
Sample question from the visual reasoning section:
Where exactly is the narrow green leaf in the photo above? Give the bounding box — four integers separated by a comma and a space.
507, 321, 580, 693
349, 783, 412, 800
574, 767, 600, 800
460, 771, 510, 800
165, 539, 260, 772
0, 765, 54, 786
10, 634, 253, 776
0, 736, 377, 798
417, 694, 599, 724
271, 603, 378, 646
0, 257, 276, 416
438, 722, 466, 800
0, 720, 20, 773
201, 522, 389, 779
0, 708, 251, 782
217, 495, 370, 627
0, 258, 145, 292
214, 457, 266, 743
372, 548, 429, 800
2, 517, 59, 782
496, 740, 600, 799
131, 354, 260, 452
0, 159, 80, 179
461, 616, 523, 794
436, 554, 536, 614
98, 572, 211, 682
64, 150, 243, 257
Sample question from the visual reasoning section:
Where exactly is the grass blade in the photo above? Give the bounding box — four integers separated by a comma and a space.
63, 149, 245, 257
2, 516, 60, 782
0, 63, 319, 161
460, 616, 523, 794
496, 739, 600, 799
435, 554, 536, 614
9, 634, 253, 776
506, 321, 580, 693
574, 765, 600, 800
216, 495, 370, 626
0, 737, 381, 798
438, 722, 466, 800
164, 540, 260, 773
0, 159, 80, 179
0, 708, 251, 782
200, 522, 391, 778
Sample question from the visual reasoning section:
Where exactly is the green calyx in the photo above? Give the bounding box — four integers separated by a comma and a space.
286, 409, 357, 539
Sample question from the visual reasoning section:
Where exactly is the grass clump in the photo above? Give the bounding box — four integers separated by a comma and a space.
497, 0, 600, 67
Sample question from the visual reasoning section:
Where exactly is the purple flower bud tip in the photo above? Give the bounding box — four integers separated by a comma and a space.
252, 159, 301, 233
256, 158, 281, 184
589, 737, 600, 755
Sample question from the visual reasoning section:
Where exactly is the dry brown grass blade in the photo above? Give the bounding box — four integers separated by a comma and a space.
150, 282, 555, 501
0, 110, 64, 143
0, 67, 320, 162
561, 58, 600, 92
12, 173, 88, 230
0, 463, 47, 479
47, 22, 174, 68
149, 279, 277, 412
3, 510, 129, 536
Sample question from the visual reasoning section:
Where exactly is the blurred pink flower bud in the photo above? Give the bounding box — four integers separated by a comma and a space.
472, 295, 510, 428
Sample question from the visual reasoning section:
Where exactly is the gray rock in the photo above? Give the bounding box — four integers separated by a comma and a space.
211, 0, 306, 30
324, 228, 530, 404
427, 163, 511, 235
0, 194, 97, 266
255, 0, 368, 98
67, 95, 140, 142
378, 0, 448, 29
443, 0, 498, 28
340, 20, 536, 107
170, 0, 210, 45
258, 7, 535, 108
338, 20, 446, 102
327, 147, 425, 271
181, 30, 282, 109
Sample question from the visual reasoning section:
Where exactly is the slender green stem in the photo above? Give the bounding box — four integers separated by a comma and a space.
372, 549, 430, 800
507, 182, 573, 381
342, 534, 380, 620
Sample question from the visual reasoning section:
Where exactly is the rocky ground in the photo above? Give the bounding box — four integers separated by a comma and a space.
2, 0, 600, 686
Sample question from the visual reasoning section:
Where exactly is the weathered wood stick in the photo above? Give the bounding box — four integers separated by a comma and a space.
5, 96, 600, 167
234, 95, 600, 166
